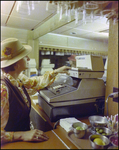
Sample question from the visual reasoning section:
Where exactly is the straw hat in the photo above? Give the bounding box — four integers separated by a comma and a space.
1, 38, 32, 68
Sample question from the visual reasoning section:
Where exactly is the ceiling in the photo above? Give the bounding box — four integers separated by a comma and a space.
1, 1, 118, 41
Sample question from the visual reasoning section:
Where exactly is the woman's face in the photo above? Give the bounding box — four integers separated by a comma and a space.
17, 56, 30, 71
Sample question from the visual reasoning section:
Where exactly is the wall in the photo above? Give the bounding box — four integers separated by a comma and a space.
104, 19, 118, 116
1, 26, 28, 43
1, 26, 108, 69
39, 33, 108, 52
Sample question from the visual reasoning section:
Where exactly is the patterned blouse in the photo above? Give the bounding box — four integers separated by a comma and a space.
1, 71, 57, 144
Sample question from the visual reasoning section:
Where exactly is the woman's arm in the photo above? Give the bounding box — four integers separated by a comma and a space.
19, 66, 71, 95
54, 66, 71, 74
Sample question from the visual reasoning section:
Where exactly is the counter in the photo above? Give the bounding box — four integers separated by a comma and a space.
1, 97, 90, 149
1, 118, 90, 149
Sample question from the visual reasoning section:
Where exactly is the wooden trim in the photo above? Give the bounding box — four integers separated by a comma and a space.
31, 98, 54, 128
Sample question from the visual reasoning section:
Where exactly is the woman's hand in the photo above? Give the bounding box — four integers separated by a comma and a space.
54, 66, 71, 75
13, 129, 49, 142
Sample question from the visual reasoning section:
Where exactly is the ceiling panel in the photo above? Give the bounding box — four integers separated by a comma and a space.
1, 1, 14, 14
51, 17, 109, 34
1, 1, 118, 41
79, 32, 108, 41
52, 28, 108, 41
51, 26, 72, 34
75, 18, 109, 32
12, 1, 56, 21
1, 1, 57, 30
7, 16, 40, 30
50, 16, 109, 41
61, 28, 89, 36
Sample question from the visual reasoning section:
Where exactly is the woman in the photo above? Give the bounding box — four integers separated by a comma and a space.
1, 38, 71, 144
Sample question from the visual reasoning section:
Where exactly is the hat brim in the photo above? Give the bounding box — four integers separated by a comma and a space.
1, 45, 32, 68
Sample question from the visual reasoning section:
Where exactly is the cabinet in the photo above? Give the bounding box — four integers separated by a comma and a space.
39, 50, 71, 70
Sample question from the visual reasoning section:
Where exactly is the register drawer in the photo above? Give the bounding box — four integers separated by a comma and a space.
38, 94, 105, 122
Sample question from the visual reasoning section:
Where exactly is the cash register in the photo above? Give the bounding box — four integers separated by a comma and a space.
38, 55, 106, 122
